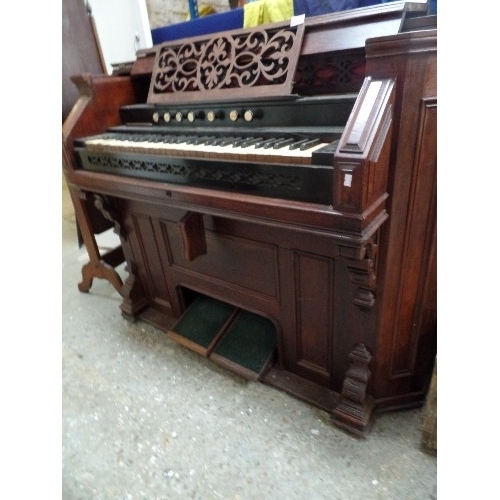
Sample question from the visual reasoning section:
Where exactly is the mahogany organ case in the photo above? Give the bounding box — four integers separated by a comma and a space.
62, 1, 437, 436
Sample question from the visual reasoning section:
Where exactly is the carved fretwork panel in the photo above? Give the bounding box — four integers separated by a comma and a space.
148, 21, 305, 104
294, 52, 366, 95
85, 154, 301, 191
79, 151, 334, 204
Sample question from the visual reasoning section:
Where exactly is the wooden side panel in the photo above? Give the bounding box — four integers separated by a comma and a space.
62, 0, 104, 121
365, 30, 437, 406
63, 75, 138, 163
291, 252, 333, 385
62, 74, 140, 245
124, 210, 174, 316
388, 101, 436, 377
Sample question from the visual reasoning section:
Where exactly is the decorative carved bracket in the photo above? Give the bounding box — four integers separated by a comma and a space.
332, 343, 375, 437
93, 194, 124, 239
92, 194, 148, 318
119, 261, 149, 321
339, 239, 379, 308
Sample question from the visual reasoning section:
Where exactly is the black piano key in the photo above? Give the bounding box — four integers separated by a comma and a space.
192, 135, 215, 145
288, 138, 314, 150
145, 135, 164, 143
289, 138, 321, 151
187, 136, 203, 145
261, 138, 285, 149
253, 138, 273, 147
239, 137, 264, 148
162, 135, 175, 143
272, 138, 295, 149
204, 136, 224, 145
299, 138, 321, 150
216, 137, 239, 146
231, 137, 247, 147
172, 135, 190, 144
149, 134, 168, 143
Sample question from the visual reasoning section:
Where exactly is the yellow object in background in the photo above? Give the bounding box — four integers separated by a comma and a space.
186, 4, 216, 20
243, 0, 294, 28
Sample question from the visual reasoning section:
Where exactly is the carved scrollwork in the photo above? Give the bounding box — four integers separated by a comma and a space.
342, 239, 379, 309
149, 22, 304, 103
92, 193, 147, 318
93, 194, 124, 239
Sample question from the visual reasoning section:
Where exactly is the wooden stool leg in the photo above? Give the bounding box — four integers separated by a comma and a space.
78, 259, 124, 294
69, 188, 124, 295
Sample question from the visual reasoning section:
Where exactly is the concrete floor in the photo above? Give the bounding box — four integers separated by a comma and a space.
62, 180, 436, 500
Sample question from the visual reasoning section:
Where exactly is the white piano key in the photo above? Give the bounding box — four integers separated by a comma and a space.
83, 134, 331, 165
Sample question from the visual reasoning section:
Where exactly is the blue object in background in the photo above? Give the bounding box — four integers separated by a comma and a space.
293, 0, 361, 16
152, 1, 375, 45
151, 8, 244, 44
151, 1, 436, 46
188, 0, 199, 19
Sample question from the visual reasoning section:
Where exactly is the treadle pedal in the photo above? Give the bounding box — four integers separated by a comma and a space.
209, 310, 277, 381
167, 295, 238, 356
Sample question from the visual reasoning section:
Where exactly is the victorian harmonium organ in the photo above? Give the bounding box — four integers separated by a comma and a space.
63, 1, 437, 436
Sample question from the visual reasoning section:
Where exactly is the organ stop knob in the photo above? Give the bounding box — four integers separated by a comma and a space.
207, 110, 224, 122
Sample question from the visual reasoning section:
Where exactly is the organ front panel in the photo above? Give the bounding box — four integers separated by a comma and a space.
63, 1, 436, 436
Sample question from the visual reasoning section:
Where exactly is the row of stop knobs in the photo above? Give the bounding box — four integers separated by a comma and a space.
152, 108, 262, 124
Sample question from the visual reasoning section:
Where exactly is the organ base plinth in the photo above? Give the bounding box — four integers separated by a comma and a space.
332, 396, 375, 437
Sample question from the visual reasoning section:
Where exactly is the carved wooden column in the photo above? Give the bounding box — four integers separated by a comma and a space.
332, 343, 375, 437
332, 237, 379, 436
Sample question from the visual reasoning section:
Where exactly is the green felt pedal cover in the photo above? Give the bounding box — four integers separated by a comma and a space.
167, 294, 238, 356
210, 310, 277, 381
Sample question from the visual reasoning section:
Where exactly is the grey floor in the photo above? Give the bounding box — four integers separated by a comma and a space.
62, 180, 437, 500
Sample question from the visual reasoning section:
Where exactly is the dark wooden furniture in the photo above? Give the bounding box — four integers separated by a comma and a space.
63, 1, 436, 436
62, 0, 105, 122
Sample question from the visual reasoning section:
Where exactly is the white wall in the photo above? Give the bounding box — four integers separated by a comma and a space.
88, 0, 232, 73
88, 0, 153, 74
